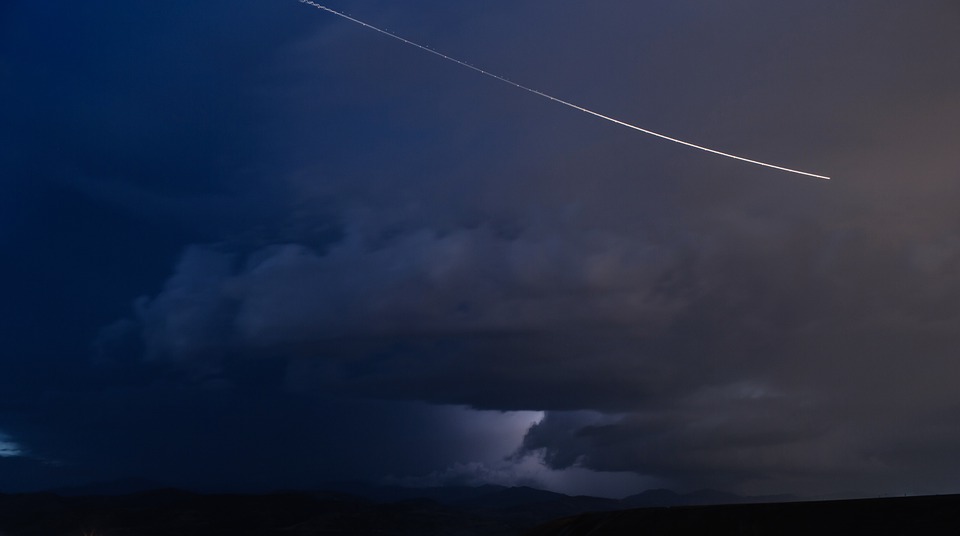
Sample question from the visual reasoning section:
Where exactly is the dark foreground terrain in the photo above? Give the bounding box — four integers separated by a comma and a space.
2, 485, 614, 536
2, 486, 960, 535
0, 489, 505, 536
528, 494, 960, 536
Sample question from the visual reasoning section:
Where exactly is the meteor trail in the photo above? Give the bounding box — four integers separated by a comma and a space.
298, 0, 831, 180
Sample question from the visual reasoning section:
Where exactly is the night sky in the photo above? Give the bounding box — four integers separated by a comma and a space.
3, 1, 960, 498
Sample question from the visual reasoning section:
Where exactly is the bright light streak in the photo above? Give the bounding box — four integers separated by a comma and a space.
298, 0, 831, 180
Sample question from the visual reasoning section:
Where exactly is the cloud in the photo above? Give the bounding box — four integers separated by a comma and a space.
121, 85, 960, 495
0, 432, 23, 458
6, 0, 958, 496
137, 222, 680, 352
128, 87, 960, 493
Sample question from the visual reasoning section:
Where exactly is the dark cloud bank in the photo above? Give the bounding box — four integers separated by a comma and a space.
2, 0, 960, 497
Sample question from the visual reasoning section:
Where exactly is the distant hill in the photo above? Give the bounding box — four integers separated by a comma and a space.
0, 483, 758, 536
621, 488, 797, 508
0, 489, 530, 536
525, 494, 960, 536
0, 481, 830, 535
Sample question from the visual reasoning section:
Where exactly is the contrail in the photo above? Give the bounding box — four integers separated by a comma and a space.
298, 0, 831, 180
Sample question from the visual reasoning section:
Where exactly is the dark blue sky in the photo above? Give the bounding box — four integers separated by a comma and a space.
3, 0, 960, 497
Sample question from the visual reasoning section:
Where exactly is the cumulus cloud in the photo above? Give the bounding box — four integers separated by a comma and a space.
82, 0, 960, 496
129, 218, 695, 411
139, 224, 678, 349
124, 91, 960, 494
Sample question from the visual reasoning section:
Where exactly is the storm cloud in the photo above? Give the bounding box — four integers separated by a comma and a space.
3, 0, 960, 497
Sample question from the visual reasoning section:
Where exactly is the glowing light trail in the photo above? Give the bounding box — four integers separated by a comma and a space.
298, 0, 831, 180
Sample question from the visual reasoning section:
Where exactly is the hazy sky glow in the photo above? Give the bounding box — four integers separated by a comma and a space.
299, 0, 832, 180
0, 432, 22, 458
2, 0, 960, 498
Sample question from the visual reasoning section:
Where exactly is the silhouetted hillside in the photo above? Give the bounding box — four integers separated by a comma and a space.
525, 494, 960, 536
620, 488, 795, 508
6, 484, 934, 535
0, 484, 730, 535
0, 486, 607, 536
